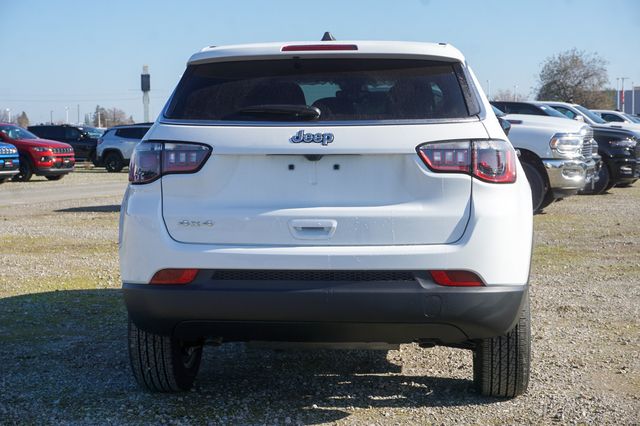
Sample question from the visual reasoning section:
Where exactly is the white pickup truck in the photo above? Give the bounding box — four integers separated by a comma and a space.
498, 111, 598, 212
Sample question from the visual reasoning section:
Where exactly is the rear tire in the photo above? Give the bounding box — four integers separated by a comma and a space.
45, 175, 64, 181
473, 295, 530, 398
12, 156, 33, 182
104, 152, 124, 173
521, 161, 547, 213
0, 178, 6, 184
128, 319, 203, 392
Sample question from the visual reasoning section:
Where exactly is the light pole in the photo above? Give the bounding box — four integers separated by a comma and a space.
616, 78, 620, 110
65, 106, 69, 124
619, 77, 629, 113
50, 110, 53, 124
513, 84, 518, 101
632, 82, 635, 115
5, 108, 10, 123
141, 65, 150, 122
486, 79, 491, 100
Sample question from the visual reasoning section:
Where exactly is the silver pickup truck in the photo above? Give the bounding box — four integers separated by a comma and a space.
498, 111, 598, 212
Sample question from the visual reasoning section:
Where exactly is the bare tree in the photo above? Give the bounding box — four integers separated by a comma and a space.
17, 111, 30, 128
535, 49, 614, 109
0, 109, 10, 123
492, 89, 523, 102
92, 105, 134, 128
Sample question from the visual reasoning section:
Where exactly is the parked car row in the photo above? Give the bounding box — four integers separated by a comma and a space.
490, 101, 640, 212
0, 123, 75, 182
0, 122, 152, 182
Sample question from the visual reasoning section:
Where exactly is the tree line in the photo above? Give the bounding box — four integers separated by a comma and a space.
493, 48, 617, 109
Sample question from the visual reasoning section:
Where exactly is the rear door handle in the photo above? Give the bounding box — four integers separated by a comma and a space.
289, 219, 337, 240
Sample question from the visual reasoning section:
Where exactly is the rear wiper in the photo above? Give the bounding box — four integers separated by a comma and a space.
225, 104, 321, 121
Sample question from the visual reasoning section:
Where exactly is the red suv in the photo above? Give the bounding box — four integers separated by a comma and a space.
0, 123, 75, 181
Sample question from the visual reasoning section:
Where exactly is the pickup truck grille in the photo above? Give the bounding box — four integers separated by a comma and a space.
209, 270, 416, 282
52, 147, 73, 154
634, 140, 640, 160
582, 131, 594, 159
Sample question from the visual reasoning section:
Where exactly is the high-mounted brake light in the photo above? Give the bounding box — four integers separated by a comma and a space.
150, 268, 199, 285
417, 140, 516, 184
281, 44, 358, 52
129, 142, 211, 184
430, 270, 484, 287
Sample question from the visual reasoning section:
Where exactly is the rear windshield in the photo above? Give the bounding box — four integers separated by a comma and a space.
165, 58, 477, 122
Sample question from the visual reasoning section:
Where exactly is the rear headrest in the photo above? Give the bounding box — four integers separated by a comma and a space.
243, 81, 306, 106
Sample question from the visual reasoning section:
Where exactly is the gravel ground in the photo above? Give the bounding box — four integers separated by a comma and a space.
0, 170, 638, 425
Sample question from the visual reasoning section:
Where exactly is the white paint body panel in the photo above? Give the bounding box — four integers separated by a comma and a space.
119, 42, 532, 287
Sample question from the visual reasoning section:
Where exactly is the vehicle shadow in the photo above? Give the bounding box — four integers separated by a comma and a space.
55, 204, 121, 213
0, 290, 497, 424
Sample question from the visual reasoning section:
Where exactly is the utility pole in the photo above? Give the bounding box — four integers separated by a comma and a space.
50, 110, 53, 124
141, 65, 150, 122
632, 82, 635, 115
616, 78, 620, 110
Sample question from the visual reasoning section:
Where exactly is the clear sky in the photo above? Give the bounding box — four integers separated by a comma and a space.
1, 0, 638, 124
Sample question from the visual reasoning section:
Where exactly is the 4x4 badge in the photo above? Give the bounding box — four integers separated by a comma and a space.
290, 130, 334, 146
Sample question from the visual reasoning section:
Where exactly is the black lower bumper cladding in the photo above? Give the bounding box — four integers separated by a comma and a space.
124, 269, 527, 345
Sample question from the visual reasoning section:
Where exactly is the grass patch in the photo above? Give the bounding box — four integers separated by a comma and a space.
0, 235, 116, 256
532, 244, 581, 266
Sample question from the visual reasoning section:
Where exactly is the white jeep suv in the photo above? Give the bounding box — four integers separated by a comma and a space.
120, 39, 533, 397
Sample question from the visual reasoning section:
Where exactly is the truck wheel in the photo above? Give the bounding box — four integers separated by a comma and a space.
521, 161, 547, 213
473, 295, 530, 398
12, 156, 33, 182
128, 319, 203, 392
591, 163, 611, 195
104, 152, 124, 173
46, 175, 64, 181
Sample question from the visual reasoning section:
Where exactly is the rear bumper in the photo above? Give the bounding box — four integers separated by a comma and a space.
124, 274, 527, 344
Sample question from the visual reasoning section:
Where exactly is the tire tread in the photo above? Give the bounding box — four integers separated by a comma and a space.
128, 319, 201, 392
474, 296, 530, 398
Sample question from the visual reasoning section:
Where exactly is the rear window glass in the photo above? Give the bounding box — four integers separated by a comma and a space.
116, 127, 149, 139
165, 58, 476, 122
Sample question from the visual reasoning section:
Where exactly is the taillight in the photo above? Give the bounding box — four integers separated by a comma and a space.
417, 141, 470, 172
150, 268, 199, 285
416, 140, 516, 183
430, 270, 484, 287
472, 140, 517, 183
129, 142, 211, 184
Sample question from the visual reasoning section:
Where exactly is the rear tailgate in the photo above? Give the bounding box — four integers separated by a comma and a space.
157, 121, 487, 246
156, 53, 486, 246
